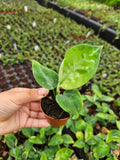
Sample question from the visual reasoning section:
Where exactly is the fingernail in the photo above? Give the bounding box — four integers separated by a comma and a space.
38, 88, 49, 96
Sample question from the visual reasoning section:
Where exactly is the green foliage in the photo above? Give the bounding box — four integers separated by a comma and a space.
65, 84, 118, 159
93, 141, 110, 159
40, 152, 47, 160
4, 133, 18, 149
62, 134, 74, 145
56, 0, 120, 35
56, 89, 82, 116
116, 120, 120, 130
85, 124, 93, 142
32, 60, 58, 90
21, 128, 35, 138
10, 146, 23, 159
48, 135, 63, 146
73, 139, 85, 148
76, 131, 84, 140
106, 130, 120, 143
58, 44, 102, 89
54, 148, 73, 160
93, 0, 120, 6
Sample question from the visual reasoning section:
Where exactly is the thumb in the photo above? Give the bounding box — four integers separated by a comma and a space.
8, 88, 49, 105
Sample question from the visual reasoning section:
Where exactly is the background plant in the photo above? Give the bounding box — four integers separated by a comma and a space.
55, 0, 120, 34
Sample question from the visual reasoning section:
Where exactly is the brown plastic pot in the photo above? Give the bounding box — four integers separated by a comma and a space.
40, 104, 69, 127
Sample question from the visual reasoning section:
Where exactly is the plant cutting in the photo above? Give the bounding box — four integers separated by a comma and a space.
32, 44, 102, 127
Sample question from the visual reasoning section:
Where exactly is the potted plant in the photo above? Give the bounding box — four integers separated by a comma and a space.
32, 44, 102, 127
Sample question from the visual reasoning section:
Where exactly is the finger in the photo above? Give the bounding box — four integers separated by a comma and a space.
29, 102, 42, 112
30, 111, 46, 119
7, 88, 49, 105
25, 118, 50, 128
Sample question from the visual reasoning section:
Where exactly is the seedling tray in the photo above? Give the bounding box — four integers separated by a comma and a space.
0, 10, 29, 14
40, 1, 120, 50
0, 61, 39, 92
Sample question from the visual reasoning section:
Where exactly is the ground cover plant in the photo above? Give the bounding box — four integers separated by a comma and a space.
0, 0, 38, 12
55, 0, 120, 36
66, 84, 120, 160
0, 85, 120, 160
93, 0, 120, 6
0, 0, 120, 159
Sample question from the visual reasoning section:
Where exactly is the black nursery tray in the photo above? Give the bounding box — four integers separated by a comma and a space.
0, 61, 39, 92
38, 1, 120, 50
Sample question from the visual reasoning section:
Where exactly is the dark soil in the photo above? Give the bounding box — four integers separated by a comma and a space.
41, 91, 69, 119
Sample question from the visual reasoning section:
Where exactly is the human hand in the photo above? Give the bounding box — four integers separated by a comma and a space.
0, 88, 50, 135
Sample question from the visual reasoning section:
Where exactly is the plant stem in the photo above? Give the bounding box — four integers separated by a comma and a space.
56, 83, 60, 95
53, 89, 56, 97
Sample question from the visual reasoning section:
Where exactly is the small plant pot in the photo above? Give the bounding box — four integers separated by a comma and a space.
41, 91, 70, 127
40, 106, 69, 127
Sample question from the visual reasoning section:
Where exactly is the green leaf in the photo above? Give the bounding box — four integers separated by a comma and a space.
116, 120, 120, 130
85, 124, 93, 142
40, 152, 47, 160
5, 134, 17, 148
92, 83, 101, 93
55, 148, 73, 160
62, 134, 74, 145
48, 135, 63, 146
87, 135, 101, 145
24, 140, 33, 152
65, 118, 76, 133
29, 135, 46, 144
101, 95, 114, 102
96, 112, 108, 120
75, 119, 87, 131
73, 139, 85, 148
108, 114, 117, 123
84, 95, 94, 103
10, 146, 23, 158
106, 131, 112, 143
21, 128, 35, 138
80, 107, 89, 116
108, 141, 119, 150
84, 144, 89, 153
85, 115, 97, 126
93, 141, 110, 159
88, 155, 95, 160
44, 146, 60, 160
44, 126, 56, 136
22, 141, 33, 160
76, 131, 84, 140
56, 89, 83, 116
59, 44, 102, 89
0, 136, 2, 141
32, 60, 58, 90
109, 130, 120, 143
